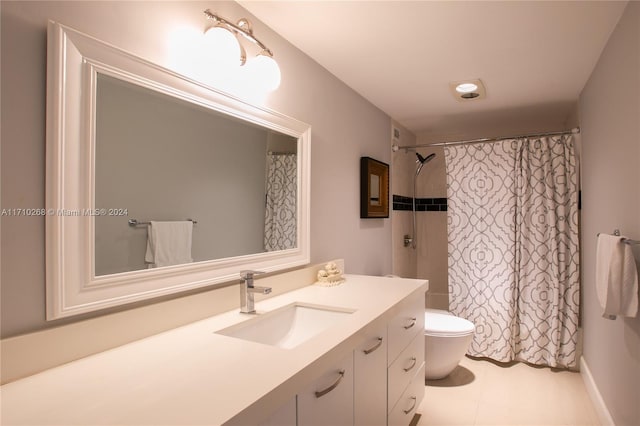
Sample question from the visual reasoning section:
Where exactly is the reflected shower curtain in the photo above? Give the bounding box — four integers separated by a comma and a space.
264, 153, 297, 251
445, 135, 579, 368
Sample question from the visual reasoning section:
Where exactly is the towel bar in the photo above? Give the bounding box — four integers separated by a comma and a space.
128, 218, 197, 227
597, 230, 639, 245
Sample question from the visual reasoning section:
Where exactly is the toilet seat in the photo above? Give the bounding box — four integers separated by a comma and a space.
425, 309, 475, 337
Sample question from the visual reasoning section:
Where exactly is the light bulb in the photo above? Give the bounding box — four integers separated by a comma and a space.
203, 26, 241, 67
167, 26, 206, 80
455, 83, 478, 94
244, 53, 281, 91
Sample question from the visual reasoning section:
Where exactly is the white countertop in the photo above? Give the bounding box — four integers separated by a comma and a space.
0, 275, 427, 425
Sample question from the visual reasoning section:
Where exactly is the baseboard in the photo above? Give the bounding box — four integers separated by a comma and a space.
580, 356, 615, 426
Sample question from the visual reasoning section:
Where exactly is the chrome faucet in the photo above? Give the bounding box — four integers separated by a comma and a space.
239, 270, 272, 314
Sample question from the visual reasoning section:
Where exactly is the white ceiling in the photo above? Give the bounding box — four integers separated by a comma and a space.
239, 1, 627, 138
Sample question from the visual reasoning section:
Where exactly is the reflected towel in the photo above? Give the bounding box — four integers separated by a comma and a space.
145, 221, 193, 268
596, 234, 639, 319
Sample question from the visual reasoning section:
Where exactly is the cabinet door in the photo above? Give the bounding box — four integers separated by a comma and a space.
297, 352, 354, 426
354, 327, 388, 426
258, 397, 297, 426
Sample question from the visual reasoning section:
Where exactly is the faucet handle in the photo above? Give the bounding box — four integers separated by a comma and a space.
240, 270, 265, 280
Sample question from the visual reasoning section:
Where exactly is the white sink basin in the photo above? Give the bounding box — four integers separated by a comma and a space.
216, 303, 356, 349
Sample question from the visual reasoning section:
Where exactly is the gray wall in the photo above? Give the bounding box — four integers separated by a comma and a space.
579, 2, 640, 425
0, 1, 392, 338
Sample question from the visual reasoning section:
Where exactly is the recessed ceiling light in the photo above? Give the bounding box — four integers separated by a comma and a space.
449, 79, 486, 102
455, 83, 478, 93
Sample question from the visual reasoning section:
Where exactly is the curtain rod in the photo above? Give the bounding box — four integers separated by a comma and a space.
395, 127, 580, 151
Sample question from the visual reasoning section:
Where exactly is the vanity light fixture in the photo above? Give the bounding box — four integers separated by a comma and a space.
203, 9, 281, 90
449, 79, 486, 101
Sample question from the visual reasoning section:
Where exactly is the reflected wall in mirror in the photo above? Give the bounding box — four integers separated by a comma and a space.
369, 174, 381, 206
360, 157, 389, 218
46, 22, 310, 319
94, 74, 298, 276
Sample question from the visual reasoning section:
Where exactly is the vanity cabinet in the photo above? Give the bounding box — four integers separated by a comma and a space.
297, 352, 354, 426
354, 326, 388, 426
1, 273, 428, 426
297, 292, 424, 426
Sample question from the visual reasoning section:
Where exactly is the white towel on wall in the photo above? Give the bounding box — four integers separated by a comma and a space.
145, 221, 193, 268
595, 234, 639, 319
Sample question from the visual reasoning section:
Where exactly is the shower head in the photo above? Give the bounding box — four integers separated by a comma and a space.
416, 152, 436, 164
415, 152, 436, 177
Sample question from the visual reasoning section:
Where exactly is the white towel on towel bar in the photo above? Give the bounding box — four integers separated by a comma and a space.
145, 221, 193, 268
596, 234, 639, 319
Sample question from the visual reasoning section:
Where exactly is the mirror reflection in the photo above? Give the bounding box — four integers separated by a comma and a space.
94, 74, 297, 276
369, 174, 381, 206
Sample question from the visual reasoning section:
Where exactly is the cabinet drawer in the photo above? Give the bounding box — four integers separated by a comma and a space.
387, 292, 424, 365
388, 331, 424, 410
388, 363, 426, 426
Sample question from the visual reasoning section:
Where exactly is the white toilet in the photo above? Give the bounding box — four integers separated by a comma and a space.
424, 309, 475, 380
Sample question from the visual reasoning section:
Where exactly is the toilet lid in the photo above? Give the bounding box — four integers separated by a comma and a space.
425, 310, 475, 337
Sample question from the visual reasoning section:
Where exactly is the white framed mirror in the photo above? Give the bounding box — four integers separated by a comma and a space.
45, 22, 311, 320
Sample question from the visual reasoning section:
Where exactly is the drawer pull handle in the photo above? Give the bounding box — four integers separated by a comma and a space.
403, 356, 417, 372
363, 337, 383, 355
315, 370, 345, 398
403, 318, 417, 329
403, 396, 417, 414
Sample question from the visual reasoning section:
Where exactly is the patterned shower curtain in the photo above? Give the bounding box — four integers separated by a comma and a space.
264, 153, 297, 251
445, 135, 580, 368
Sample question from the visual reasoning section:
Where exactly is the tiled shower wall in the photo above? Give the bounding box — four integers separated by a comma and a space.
391, 122, 417, 280
391, 132, 449, 310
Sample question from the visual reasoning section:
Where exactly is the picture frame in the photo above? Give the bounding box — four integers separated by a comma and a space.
360, 156, 389, 218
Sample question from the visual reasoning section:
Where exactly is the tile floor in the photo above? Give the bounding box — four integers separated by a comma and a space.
415, 356, 601, 426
